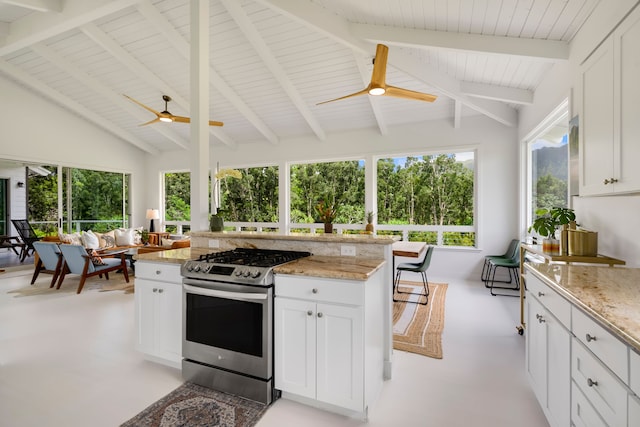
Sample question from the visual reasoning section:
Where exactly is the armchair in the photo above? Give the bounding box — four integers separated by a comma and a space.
57, 244, 130, 294
31, 241, 64, 288
11, 219, 41, 261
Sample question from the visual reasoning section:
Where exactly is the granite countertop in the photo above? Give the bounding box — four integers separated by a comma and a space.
274, 255, 385, 281
190, 231, 397, 245
134, 248, 385, 280
525, 263, 640, 353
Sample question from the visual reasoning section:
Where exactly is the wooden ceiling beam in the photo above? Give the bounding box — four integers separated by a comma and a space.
351, 23, 569, 62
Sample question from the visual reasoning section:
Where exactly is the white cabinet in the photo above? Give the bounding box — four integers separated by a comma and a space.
525, 273, 571, 427
134, 262, 182, 368
274, 272, 383, 416
580, 6, 640, 195
629, 394, 640, 427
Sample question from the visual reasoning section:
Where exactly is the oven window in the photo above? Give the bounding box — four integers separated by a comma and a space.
186, 293, 263, 357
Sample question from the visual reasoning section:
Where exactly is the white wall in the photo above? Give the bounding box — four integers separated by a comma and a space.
0, 75, 149, 229
0, 165, 27, 234
518, 0, 640, 267
150, 115, 519, 280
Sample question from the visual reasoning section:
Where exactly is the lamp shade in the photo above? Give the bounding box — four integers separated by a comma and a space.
146, 209, 160, 220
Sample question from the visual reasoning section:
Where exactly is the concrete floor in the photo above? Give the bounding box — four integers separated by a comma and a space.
0, 267, 548, 427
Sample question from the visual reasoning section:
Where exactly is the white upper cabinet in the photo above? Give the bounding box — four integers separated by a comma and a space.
580, 6, 640, 196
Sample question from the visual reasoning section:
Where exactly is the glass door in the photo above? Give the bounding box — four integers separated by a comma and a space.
0, 178, 7, 235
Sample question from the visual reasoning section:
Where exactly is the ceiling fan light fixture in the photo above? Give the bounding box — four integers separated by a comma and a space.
368, 87, 386, 96
159, 112, 173, 122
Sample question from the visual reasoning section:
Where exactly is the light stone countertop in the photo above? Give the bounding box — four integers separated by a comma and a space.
273, 255, 385, 281
525, 263, 640, 353
134, 248, 385, 280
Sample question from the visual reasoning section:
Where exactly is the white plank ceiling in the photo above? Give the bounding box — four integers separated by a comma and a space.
0, 0, 599, 153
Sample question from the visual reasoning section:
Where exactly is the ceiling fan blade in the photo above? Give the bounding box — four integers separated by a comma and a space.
384, 85, 437, 102
370, 44, 389, 88
123, 94, 161, 116
171, 115, 190, 124
208, 120, 224, 127
139, 117, 160, 126
316, 88, 369, 105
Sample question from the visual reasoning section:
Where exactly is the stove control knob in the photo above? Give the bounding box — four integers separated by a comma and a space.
193, 265, 201, 272
243, 270, 251, 277
185, 263, 193, 272
235, 270, 243, 277
251, 270, 261, 278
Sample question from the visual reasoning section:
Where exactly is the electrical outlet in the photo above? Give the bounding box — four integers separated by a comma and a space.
341, 245, 356, 256
208, 239, 220, 248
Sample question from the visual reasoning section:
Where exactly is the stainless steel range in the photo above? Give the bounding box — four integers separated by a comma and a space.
181, 248, 312, 404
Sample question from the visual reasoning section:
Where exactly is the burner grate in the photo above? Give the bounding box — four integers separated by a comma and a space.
197, 248, 311, 267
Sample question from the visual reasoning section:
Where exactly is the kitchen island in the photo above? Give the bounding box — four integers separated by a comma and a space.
134, 236, 391, 417
524, 263, 640, 427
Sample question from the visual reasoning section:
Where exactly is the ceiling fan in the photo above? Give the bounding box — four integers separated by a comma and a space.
124, 94, 223, 127
317, 44, 437, 105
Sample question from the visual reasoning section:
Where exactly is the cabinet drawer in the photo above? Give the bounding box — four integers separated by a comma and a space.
275, 274, 364, 305
572, 306, 628, 382
572, 337, 627, 427
631, 349, 640, 396
525, 273, 570, 328
571, 381, 607, 427
135, 262, 182, 284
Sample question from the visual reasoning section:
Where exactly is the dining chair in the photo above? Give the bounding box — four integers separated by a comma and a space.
57, 244, 130, 294
393, 245, 434, 305
31, 241, 64, 288
481, 239, 520, 284
486, 250, 521, 297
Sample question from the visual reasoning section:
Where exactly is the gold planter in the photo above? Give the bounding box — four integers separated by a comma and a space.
568, 229, 598, 256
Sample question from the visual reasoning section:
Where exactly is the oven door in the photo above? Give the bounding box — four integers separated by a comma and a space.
182, 279, 272, 380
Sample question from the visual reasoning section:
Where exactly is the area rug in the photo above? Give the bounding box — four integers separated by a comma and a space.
120, 382, 268, 427
7, 274, 134, 297
393, 281, 448, 359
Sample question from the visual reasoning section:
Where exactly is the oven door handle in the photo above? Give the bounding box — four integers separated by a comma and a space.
183, 283, 268, 301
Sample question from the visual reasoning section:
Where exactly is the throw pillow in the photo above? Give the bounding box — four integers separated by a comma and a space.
59, 231, 82, 246
86, 248, 106, 266
114, 228, 135, 246
81, 230, 100, 249
100, 230, 116, 248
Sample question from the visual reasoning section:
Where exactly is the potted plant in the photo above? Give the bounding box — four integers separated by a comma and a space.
365, 211, 375, 234
315, 199, 338, 234
529, 207, 576, 253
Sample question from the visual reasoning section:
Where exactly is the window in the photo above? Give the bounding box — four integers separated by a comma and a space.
377, 153, 476, 246
218, 166, 279, 226
164, 172, 191, 233
526, 107, 569, 228
290, 160, 365, 232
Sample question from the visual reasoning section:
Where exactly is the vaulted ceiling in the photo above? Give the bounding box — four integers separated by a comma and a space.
0, 0, 598, 154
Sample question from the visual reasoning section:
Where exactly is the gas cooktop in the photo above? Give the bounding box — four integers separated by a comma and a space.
181, 248, 312, 286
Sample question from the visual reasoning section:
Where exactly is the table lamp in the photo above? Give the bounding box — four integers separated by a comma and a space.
146, 209, 160, 232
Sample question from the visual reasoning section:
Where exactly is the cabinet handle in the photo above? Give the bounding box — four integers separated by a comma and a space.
587, 378, 598, 387
312, 288, 318, 294
586, 333, 597, 342
537, 291, 545, 297
155, 270, 161, 275
317, 312, 323, 318
153, 288, 158, 292
536, 314, 545, 323
307, 310, 313, 316
604, 178, 619, 185
158, 288, 164, 294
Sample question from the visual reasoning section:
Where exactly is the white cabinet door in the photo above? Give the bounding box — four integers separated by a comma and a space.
274, 297, 316, 399
580, 36, 615, 196
526, 293, 547, 407
316, 302, 364, 411
526, 290, 571, 427
135, 278, 156, 355
629, 394, 640, 427
134, 277, 182, 367
154, 282, 182, 363
545, 305, 571, 427
614, 5, 640, 194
